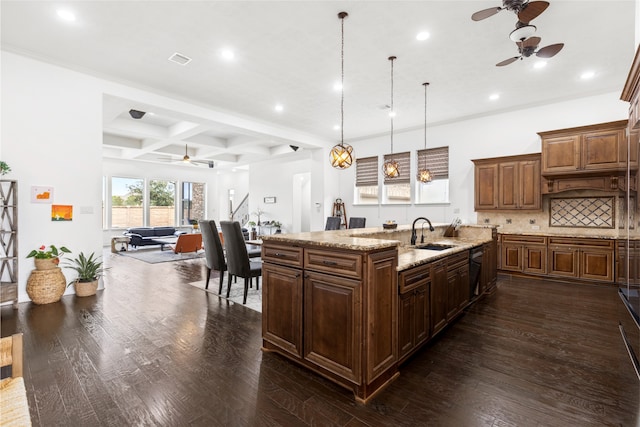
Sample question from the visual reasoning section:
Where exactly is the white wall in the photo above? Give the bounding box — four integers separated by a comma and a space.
340, 91, 629, 227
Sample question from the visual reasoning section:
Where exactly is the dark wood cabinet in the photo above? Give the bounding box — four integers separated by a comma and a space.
430, 260, 449, 337
398, 263, 430, 361
479, 233, 498, 295
474, 162, 498, 210
500, 234, 547, 275
262, 263, 303, 357
262, 242, 397, 403
473, 154, 541, 211
616, 240, 640, 285
539, 120, 634, 177
304, 270, 361, 382
446, 252, 469, 321
547, 237, 614, 283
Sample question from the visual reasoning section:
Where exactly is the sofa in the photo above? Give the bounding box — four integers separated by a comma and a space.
124, 227, 185, 248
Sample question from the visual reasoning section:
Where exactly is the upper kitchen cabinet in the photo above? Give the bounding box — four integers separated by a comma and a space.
472, 153, 541, 211
621, 46, 640, 131
539, 120, 635, 177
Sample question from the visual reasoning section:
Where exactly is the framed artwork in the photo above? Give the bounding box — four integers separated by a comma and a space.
51, 205, 73, 221
264, 196, 276, 204
31, 186, 53, 204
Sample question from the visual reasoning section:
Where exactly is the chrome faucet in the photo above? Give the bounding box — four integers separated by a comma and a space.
411, 217, 434, 246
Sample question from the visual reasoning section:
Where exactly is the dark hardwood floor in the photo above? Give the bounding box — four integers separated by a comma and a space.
2, 249, 638, 426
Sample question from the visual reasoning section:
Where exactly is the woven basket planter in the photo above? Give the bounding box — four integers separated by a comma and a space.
26, 268, 66, 304
73, 280, 98, 297
34, 258, 59, 271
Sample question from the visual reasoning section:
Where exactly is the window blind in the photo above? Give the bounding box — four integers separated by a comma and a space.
417, 146, 449, 180
355, 156, 378, 187
383, 151, 411, 184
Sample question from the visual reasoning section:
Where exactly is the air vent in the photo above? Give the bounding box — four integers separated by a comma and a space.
168, 52, 192, 66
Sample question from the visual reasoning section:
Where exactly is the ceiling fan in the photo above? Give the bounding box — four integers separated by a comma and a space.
496, 36, 564, 66
471, 0, 549, 24
159, 144, 214, 168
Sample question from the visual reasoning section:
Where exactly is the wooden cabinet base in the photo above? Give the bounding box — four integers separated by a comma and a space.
262, 340, 400, 404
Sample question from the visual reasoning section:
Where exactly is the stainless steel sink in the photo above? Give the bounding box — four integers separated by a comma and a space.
415, 243, 455, 251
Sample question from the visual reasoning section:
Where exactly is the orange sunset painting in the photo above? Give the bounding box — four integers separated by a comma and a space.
51, 205, 72, 221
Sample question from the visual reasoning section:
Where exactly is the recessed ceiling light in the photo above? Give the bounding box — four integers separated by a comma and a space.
388, 110, 396, 118
580, 71, 596, 80
333, 82, 342, 91
333, 125, 341, 130
275, 104, 284, 112
57, 9, 76, 22
489, 93, 500, 101
416, 31, 430, 41
221, 49, 235, 61
533, 61, 547, 69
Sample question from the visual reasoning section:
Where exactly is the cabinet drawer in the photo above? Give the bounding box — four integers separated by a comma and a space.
399, 264, 430, 293
263, 244, 303, 267
501, 235, 547, 245
446, 251, 469, 269
548, 237, 614, 250
305, 249, 362, 279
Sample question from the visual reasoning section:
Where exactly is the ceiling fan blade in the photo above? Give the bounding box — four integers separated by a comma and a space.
496, 57, 520, 67
520, 36, 541, 49
517, 1, 549, 23
472, 7, 501, 21
536, 43, 564, 58
191, 159, 215, 168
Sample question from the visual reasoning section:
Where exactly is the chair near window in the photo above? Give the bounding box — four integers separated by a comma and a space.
348, 217, 366, 229
199, 220, 227, 294
220, 221, 262, 304
325, 216, 342, 230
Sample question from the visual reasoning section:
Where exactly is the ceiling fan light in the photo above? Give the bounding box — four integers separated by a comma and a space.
417, 169, 433, 183
382, 159, 399, 178
330, 143, 353, 169
509, 24, 536, 42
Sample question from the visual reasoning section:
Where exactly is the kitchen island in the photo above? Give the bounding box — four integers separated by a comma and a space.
260, 223, 497, 403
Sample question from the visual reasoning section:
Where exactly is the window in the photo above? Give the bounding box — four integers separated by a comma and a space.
149, 180, 176, 226
354, 156, 379, 205
415, 146, 450, 204
182, 182, 206, 225
383, 151, 411, 204
111, 177, 144, 228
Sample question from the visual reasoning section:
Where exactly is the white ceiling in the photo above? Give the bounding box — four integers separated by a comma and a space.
1, 1, 637, 170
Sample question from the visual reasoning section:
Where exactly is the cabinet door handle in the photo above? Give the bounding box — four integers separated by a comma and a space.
322, 260, 338, 266
274, 253, 287, 258
295, 273, 301, 278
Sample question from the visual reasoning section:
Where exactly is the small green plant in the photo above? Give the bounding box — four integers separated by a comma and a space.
63, 252, 108, 285
248, 221, 256, 227
27, 244, 71, 260
0, 161, 10, 176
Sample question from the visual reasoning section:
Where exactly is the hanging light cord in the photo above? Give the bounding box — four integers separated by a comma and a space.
340, 13, 345, 147
389, 56, 396, 154
423, 82, 429, 149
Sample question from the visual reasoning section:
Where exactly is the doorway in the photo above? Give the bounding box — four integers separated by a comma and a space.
292, 173, 311, 233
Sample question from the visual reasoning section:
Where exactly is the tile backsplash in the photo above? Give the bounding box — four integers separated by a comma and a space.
478, 190, 638, 237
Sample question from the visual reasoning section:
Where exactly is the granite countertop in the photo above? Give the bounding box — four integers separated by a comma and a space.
262, 224, 496, 271
497, 230, 640, 240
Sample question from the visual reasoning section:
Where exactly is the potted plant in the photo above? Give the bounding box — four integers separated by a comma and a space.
27, 244, 71, 270
63, 252, 108, 297
0, 161, 10, 176
272, 221, 282, 233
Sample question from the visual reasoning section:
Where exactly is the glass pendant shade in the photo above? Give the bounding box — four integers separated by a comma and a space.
330, 143, 354, 169
382, 159, 399, 178
417, 168, 432, 183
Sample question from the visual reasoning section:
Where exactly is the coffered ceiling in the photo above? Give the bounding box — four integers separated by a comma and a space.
1, 1, 636, 170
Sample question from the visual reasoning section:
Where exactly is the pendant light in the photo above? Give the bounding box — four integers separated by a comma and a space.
417, 82, 433, 183
382, 56, 399, 178
330, 11, 354, 169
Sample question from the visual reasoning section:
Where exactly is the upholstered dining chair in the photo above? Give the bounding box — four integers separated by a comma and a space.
348, 217, 366, 229
220, 221, 262, 304
199, 220, 227, 294
325, 216, 342, 230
